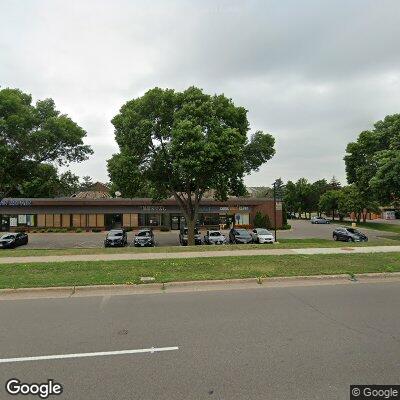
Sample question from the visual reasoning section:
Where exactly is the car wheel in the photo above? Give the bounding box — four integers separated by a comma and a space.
347, 237, 354, 242
333, 235, 337, 241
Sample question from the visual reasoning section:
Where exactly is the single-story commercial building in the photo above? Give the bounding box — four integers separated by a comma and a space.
0, 197, 283, 232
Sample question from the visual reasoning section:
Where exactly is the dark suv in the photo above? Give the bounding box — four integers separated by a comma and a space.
104, 229, 127, 247
229, 228, 253, 244
179, 227, 202, 246
133, 229, 155, 247
333, 227, 368, 242
0, 232, 29, 249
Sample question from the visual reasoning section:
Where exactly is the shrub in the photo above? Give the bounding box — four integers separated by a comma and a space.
92, 228, 102, 233
281, 224, 292, 230
253, 212, 271, 228
76, 228, 83, 233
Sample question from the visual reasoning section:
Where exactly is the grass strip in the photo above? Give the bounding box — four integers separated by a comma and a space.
1, 252, 399, 289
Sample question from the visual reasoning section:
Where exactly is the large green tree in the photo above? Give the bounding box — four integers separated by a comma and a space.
108, 86, 275, 244
18, 165, 80, 198
0, 88, 92, 198
338, 185, 380, 222
318, 190, 341, 221
345, 114, 400, 206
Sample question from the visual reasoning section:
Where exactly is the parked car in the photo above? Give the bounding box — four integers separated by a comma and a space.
332, 227, 368, 242
204, 230, 226, 245
133, 229, 155, 247
251, 228, 274, 244
0, 232, 29, 249
104, 229, 127, 247
311, 216, 330, 224
229, 228, 253, 244
179, 226, 202, 246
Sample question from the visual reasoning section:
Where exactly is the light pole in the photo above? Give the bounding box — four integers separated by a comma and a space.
273, 181, 277, 242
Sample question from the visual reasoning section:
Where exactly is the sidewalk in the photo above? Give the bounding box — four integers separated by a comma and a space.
0, 245, 399, 264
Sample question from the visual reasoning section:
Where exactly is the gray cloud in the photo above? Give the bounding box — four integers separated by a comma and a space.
1, 0, 400, 185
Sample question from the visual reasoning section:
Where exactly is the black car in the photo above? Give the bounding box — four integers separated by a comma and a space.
133, 229, 155, 247
333, 227, 368, 242
179, 227, 202, 246
0, 232, 29, 249
104, 229, 127, 247
229, 228, 253, 244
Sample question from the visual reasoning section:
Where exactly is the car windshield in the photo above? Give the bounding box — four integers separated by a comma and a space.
236, 230, 250, 237
0, 235, 15, 240
137, 231, 151, 237
210, 232, 221, 237
257, 229, 270, 235
109, 231, 123, 237
347, 228, 361, 234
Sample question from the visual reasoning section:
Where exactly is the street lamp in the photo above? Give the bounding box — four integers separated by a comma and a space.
273, 181, 277, 242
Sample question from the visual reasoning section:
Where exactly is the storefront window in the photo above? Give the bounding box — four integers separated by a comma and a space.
139, 214, 162, 226
235, 213, 250, 225
198, 213, 220, 226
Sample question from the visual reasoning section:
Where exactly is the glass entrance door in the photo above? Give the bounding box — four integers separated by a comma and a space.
0, 215, 10, 232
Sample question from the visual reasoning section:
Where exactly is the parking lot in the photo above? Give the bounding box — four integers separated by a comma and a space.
4, 219, 390, 249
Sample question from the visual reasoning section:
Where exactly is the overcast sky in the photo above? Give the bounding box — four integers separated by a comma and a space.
1, 0, 400, 186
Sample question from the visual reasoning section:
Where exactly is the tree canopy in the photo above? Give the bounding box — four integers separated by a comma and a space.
345, 113, 400, 206
108, 86, 275, 243
0, 88, 92, 198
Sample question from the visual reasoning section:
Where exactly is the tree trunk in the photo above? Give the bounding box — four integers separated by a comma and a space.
362, 211, 367, 223
331, 208, 335, 221
187, 217, 196, 246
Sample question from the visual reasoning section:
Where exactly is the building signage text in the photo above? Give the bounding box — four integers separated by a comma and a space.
0, 199, 32, 207
142, 206, 167, 212
219, 206, 250, 212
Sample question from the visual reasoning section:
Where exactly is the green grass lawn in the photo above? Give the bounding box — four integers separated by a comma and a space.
1, 252, 399, 289
0, 238, 398, 258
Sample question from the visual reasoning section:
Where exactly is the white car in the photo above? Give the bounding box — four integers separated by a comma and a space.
204, 230, 226, 245
251, 228, 274, 244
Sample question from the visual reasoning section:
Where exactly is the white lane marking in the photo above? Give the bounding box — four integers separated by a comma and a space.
0, 346, 179, 364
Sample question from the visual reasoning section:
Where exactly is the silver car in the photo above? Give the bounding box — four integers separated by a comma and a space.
204, 230, 226, 245
251, 228, 274, 243
311, 216, 330, 224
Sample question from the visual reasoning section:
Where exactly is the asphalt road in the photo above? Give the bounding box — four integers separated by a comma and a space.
1, 282, 399, 399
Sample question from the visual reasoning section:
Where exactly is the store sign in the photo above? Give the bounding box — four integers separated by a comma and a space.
219, 206, 250, 212
0, 199, 32, 207
142, 206, 167, 212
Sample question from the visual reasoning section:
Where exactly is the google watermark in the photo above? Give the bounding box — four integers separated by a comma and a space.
5, 379, 63, 399
351, 385, 400, 399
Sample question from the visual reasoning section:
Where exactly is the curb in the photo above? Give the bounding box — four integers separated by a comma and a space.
1, 272, 400, 300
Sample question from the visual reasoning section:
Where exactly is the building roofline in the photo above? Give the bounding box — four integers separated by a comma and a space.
1, 197, 274, 207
